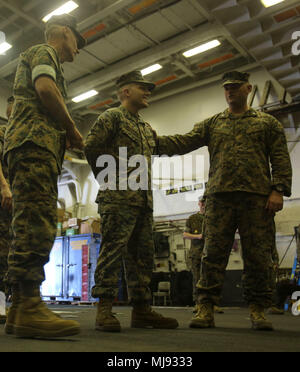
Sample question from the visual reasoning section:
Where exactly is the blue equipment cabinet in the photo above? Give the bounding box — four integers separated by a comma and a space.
41, 233, 101, 302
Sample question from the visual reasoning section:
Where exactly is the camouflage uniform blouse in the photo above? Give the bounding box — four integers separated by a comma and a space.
85, 106, 158, 210
4, 44, 67, 171
158, 108, 292, 197
185, 212, 205, 253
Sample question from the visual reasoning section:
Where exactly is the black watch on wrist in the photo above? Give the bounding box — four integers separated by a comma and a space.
272, 184, 284, 194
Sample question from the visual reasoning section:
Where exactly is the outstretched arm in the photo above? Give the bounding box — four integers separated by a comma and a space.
156, 119, 210, 156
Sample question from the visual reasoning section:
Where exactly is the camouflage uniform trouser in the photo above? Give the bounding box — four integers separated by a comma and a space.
92, 203, 154, 303
0, 204, 11, 293
7, 142, 58, 285
197, 192, 275, 308
189, 243, 204, 302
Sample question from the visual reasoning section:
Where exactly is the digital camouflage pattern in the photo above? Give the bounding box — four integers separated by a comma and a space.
197, 192, 276, 308
6, 143, 58, 284
92, 203, 154, 302
157, 108, 292, 309
86, 106, 292, 201
0, 205, 10, 293
185, 212, 205, 254
156, 107, 292, 309
185, 212, 205, 301
85, 105, 158, 210
0, 125, 8, 180
85, 105, 176, 302
0, 125, 11, 293
86, 105, 292, 306
4, 44, 67, 171
158, 108, 292, 197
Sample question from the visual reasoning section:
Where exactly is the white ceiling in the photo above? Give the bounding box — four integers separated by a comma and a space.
0, 0, 299, 122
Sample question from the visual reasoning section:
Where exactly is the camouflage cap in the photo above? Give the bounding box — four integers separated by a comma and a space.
46, 14, 86, 49
116, 70, 156, 91
222, 71, 250, 86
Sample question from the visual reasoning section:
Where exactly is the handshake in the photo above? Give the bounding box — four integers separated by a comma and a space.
66, 124, 84, 151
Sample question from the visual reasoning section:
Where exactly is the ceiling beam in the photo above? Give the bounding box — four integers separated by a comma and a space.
0, 0, 140, 78
0, 0, 43, 29
78, 0, 139, 31
67, 21, 221, 99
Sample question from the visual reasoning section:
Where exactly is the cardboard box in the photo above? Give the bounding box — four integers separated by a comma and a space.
68, 218, 82, 228
80, 218, 101, 234
62, 220, 69, 230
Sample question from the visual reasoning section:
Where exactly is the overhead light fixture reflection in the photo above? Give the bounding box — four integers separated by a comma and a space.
183, 40, 221, 58
141, 64, 162, 76
0, 42, 12, 54
43, 1, 79, 23
261, 0, 284, 7
72, 90, 98, 103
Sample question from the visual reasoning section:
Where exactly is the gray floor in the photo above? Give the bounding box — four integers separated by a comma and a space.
0, 305, 299, 352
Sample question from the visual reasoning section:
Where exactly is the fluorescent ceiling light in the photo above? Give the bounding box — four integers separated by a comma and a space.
261, 0, 284, 7
72, 90, 98, 103
183, 40, 221, 58
141, 64, 162, 76
43, 1, 79, 23
0, 42, 12, 54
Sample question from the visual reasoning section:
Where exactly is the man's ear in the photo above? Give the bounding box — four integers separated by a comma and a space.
123, 87, 131, 98
62, 26, 70, 39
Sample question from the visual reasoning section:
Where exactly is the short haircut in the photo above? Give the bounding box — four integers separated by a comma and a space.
44, 24, 64, 42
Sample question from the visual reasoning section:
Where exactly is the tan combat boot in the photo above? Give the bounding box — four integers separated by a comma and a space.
131, 303, 178, 329
4, 290, 22, 335
14, 296, 80, 338
95, 299, 121, 332
189, 303, 215, 328
249, 304, 273, 331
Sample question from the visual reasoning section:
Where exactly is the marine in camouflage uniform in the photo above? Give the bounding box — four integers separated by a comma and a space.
4, 44, 66, 286
3, 14, 85, 338
184, 199, 205, 302
85, 71, 179, 331
156, 71, 292, 330
86, 104, 158, 304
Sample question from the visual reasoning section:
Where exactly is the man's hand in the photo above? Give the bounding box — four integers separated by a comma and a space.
265, 190, 283, 214
183, 232, 203, 240
1, 184, 12, 211
67, 126, 84, 150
